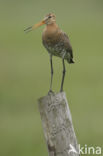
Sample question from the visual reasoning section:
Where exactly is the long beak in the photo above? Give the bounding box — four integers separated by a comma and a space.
24, 20, 45, 33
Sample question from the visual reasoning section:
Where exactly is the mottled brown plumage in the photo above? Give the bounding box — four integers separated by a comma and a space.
24, 13, 74, 92
42, 21, 74, 63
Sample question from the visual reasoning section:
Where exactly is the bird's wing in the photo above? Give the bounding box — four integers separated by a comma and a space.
60, 31, 73, 58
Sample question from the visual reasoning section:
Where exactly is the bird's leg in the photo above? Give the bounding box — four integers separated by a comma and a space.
60, 59, 66, 92
49, 54, 54, 93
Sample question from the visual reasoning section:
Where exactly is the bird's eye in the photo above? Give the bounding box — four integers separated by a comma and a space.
48, 16, 52, 19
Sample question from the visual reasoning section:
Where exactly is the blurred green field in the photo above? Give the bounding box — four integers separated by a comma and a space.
0, 0, 103, 156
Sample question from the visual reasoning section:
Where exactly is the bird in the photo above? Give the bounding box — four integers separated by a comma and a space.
24, 13, 74, 92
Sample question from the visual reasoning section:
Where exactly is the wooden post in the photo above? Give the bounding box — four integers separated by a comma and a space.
38, 92, 80, 156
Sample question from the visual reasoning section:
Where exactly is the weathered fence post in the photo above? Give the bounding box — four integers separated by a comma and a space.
38, 92, 80, 156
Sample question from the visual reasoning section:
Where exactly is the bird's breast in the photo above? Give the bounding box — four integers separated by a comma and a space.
42, 32, 66, 58
42, 27, 61, 48
42, 25, 72, 61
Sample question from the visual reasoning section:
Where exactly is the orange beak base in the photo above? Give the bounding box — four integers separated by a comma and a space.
24, 20, 45, 33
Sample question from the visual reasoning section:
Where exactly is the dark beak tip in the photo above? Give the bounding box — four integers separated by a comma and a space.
24, 26, 32, 33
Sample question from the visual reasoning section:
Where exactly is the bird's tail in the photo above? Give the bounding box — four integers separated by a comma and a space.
67, 58, 75, 64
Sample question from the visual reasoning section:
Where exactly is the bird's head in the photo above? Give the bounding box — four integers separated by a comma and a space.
43, 13, 56, 25
24, 13, 56, 33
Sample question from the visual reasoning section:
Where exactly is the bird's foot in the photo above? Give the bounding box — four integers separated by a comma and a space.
60, 88, 63, 92
48, 89, 55, 95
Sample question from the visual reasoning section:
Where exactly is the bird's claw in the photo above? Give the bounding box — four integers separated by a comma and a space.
48, 90, 55, 95
60, 88, 63, 92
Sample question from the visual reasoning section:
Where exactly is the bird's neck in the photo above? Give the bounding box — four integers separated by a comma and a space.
46, 22, 58, 29
44, 23, 59, 34
46, 22, 58, 28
